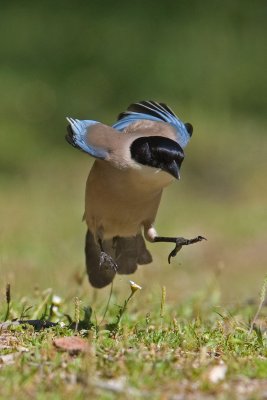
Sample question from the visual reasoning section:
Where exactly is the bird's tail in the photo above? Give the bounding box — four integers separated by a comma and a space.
85, 230, 116, 288
85, 230, 152, 288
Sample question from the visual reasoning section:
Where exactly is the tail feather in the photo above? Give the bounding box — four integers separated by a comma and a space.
85, 230, 152, 288
85, 230, 116, 288
113, 100, 192, 149
136, 235, 153, 265
114, 235, 152, 274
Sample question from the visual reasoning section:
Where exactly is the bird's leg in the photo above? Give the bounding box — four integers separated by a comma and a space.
144, 225, 206, 264
153, 235, 206, 264
98, 239, 118, 272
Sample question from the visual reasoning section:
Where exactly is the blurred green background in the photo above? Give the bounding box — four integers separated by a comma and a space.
0, 0, 266, 305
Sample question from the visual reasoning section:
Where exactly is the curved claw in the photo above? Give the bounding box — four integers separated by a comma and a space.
168, 244, 182, 264
196, 236, 207, 242
167, 235, 207, 264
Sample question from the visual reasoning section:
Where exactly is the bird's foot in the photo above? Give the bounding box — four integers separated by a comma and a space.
167, 236, 206, 264
99, 251, 118, 272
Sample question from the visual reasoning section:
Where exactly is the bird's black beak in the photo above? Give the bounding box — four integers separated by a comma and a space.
164, 160, 180, 180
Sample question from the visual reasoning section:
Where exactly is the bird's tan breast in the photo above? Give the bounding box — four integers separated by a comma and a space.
84, 161, 168, 239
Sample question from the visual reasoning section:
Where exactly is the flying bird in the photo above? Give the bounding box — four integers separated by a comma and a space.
66, 101, 205, 288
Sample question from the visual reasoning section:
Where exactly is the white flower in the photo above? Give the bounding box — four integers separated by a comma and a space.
52, 295, 62, 306
129, 280, 142, 293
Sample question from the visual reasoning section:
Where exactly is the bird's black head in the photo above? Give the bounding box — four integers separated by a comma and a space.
130, 136, 184, 179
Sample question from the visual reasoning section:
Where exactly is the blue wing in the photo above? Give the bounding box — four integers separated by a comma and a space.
66, 118, 108, 159
112, 100, 192, 149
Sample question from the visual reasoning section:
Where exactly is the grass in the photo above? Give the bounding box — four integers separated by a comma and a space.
0, 277, 266, 399
0, 3, 266, 397
0, 112, 266, 398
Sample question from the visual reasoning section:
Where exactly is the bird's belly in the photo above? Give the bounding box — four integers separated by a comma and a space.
85, 200, 145, 239
85, 163, 163, 240
100, 219, 141, 239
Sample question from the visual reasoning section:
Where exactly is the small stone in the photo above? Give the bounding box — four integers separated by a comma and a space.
53, 336, 89, 354
208, 363, 227, 383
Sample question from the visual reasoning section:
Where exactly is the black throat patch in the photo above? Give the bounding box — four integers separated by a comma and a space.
130, 136, 184, 179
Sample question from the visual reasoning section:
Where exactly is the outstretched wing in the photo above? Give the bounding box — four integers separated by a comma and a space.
112, 100, 193, 149
66, 118, 108, 159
